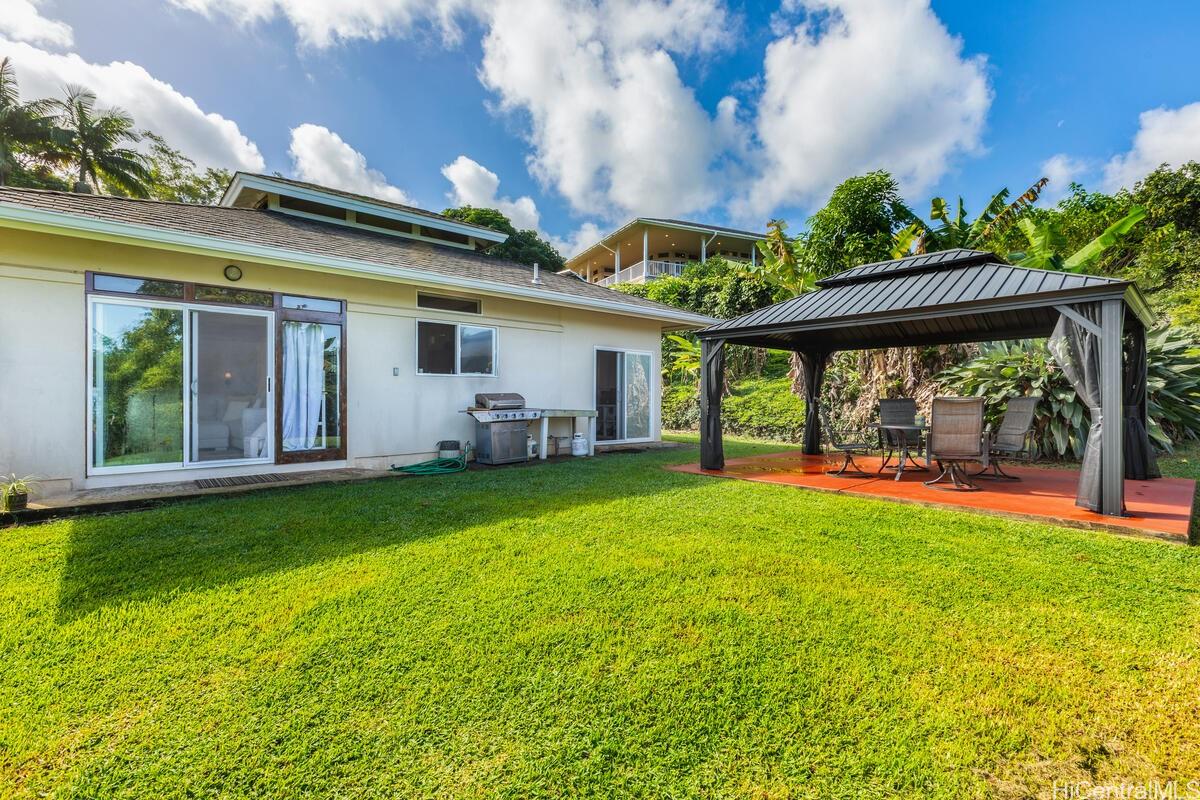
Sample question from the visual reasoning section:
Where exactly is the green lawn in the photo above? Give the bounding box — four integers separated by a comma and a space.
3, 436, 1200, 798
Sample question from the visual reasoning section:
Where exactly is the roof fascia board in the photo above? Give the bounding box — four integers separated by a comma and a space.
698, 284, 1130, 340
222, 174, 507, 243
0, 203, 714, 328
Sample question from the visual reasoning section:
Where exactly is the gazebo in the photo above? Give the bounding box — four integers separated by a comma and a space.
694, 249, 1159, 517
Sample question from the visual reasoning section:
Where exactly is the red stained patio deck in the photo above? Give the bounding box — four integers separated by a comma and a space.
668, 452, 1196, 543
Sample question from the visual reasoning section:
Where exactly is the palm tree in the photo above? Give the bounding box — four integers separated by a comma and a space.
0, 57, 68, 186
894, 178, 1049, 255
50, 85, 151, 196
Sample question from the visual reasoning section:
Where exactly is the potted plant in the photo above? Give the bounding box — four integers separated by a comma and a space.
1, 475, 38, 512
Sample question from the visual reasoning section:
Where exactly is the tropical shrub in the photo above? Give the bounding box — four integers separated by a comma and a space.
937, 329, 1200, 458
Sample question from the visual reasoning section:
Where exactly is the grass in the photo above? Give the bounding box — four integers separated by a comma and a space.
2, 436, 1200, 798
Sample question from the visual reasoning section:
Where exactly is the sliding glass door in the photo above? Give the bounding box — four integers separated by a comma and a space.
189, 309, 272, 464
595, 348, 653, 443
89, 297, 273, 473
91, 300, 185, 469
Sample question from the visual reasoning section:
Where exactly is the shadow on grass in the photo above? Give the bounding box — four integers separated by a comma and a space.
56, 442, 785, 621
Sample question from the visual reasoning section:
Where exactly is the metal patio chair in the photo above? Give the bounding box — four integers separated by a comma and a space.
877, 398, 926, 475
974, 396, 1039, 480
924, 397, 988, 491
820, 407, 874, 477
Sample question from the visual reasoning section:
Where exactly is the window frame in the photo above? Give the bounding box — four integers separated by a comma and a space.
416, 291, 482, 315
86, 272, 349, 470
415, 318, 498, 377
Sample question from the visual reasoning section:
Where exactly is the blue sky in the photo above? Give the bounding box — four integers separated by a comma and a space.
4, 0, 1200, 254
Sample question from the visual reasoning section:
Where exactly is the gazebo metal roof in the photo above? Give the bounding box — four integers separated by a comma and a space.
698, 249, 1153, 349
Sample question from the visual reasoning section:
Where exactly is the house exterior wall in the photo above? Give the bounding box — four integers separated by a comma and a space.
0, 228, 663, 492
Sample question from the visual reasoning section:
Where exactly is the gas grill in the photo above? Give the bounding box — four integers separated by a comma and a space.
466, 393, 542, 464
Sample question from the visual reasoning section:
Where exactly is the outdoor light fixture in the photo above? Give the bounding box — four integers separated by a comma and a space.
224, 264, 243, 281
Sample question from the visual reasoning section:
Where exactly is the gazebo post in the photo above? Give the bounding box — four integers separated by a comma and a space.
1100, 298, 1125, 515
700, 338, 726, 470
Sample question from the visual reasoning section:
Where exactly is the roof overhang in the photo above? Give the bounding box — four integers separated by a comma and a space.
0, 201, 715, 330
219, 172, 508, 244
566, 217, 765, 269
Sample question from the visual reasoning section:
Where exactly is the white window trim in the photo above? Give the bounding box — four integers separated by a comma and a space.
415, 318, 499, 377
86, 295, 277, 476
416, 291, 482, 315
593, 345, 656, 445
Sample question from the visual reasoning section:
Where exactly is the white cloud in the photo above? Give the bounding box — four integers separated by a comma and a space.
169, 0, 474, 48
1102, 102, 1200, 191
288, 123, 416, 205
549, 221, 605, 260
1, 37, 264, 171
1039, 153, 1091, 203
0, 0, 73, 48
441, 155, 540, 230
737, 0, 991, 220
475, 0, 736, 220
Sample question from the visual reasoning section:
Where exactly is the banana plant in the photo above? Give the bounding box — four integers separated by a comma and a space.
1011, 205, 1146, 273
749, 219, 818, 297
664, 334, 701, 384
893, 178, 1048, 255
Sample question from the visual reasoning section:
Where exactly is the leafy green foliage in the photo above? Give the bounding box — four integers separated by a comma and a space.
663, 375, 807, 441
0, 57, 70, 188
937, 329, 1200, 457
799, 171, 914, 277
142, 132, 231, 204
663, 334, 700, 384
441, 205, 566, 270
937, 340, 1087, 459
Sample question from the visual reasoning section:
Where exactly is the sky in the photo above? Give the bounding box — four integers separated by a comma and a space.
3, 0, 1200, 257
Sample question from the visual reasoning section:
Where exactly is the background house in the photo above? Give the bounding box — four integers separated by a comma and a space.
564, 218, 765, 286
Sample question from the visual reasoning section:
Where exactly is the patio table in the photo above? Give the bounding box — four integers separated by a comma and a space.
874, 423, 932, 480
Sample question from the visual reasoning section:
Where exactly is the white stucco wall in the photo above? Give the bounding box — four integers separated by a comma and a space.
0, 228, 665, 492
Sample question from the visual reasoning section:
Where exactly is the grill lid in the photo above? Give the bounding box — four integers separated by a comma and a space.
474, 392, 525, 410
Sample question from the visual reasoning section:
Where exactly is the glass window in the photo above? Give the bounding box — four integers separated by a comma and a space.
624, 352, 652, 439
417, 321, 456, 374
92, 274, 184, 298
282, 321, 342, 452
194, 285, 274, 307
91, 301, 184, 468
459, 325, 494, 375
277, 195, 347, 220
417, 293, 480, 314
282, 295, 342, 314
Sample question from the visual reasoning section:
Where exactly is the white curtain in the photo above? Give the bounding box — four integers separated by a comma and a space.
282, 322, 325, 451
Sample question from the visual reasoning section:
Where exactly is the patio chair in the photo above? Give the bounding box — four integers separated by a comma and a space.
878, 398, 926, 473
974, 396, 1039, 480
924, 397, 988, 491
820, 407, 873, 477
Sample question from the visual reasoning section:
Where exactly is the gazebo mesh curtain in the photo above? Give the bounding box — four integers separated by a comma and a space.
1048, 302, 1106, 512
1049, 302, 1158, 512
1123, 320, 1160, 480
797, 350, 829, 455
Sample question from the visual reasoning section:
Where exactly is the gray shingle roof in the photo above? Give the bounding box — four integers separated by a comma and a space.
0, 187, 708, 323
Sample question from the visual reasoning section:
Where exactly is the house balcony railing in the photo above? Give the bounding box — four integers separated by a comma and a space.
598, 260, 685, 287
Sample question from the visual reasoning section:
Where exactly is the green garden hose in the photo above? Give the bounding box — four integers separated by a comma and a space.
390, 444, 472, 475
